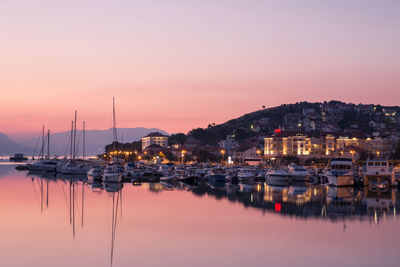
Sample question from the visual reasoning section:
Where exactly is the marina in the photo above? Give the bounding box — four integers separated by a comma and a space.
1, 1, 400, 266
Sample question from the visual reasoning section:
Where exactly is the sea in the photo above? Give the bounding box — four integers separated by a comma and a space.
0, 161, 399, 266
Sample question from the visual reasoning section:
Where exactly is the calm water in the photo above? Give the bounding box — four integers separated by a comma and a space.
0, 164, 399, 267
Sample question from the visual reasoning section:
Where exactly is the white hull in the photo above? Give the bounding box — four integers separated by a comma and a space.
160, 175, 177, 181
103, 173, 122, 183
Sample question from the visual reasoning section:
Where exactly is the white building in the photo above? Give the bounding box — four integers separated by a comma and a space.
232, 146, 261, 165
141, 132, 169, 150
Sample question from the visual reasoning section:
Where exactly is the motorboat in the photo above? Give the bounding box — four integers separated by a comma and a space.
266, 167, 290, 184
102, 162, 123, 183
87, 165, 103, 180
237, 168, 254, 182
160, 173, 177, 182
325, 158, 354, 187
363, 159, 392, 187
288, 164, 309, 182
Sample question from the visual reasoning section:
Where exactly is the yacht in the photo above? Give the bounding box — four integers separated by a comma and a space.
87, 165, 104, 180
102, 162, 123, 183
288, 164, 309, 182
266, 167, 290, 185
237, 168, 254, 182
57, 160, 89, 175
325, 158, 355, 187
124, 162, 137, 178
363, 159, 392, 187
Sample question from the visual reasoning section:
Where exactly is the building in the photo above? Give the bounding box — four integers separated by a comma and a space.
141, 132, 169, 150
232, 146, 261, 165
263, 131, 393, 160
218, 135, 238, 155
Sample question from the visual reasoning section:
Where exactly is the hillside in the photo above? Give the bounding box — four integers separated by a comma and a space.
188, 101, 400, 145
0, 132, 32, 155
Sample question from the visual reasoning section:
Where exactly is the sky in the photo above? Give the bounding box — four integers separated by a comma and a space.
0, 0, 399, 138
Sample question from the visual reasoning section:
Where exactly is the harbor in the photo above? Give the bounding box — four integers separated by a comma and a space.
1, 1, 400, 266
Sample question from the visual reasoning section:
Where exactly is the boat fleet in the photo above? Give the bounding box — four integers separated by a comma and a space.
17, 157, 400, 191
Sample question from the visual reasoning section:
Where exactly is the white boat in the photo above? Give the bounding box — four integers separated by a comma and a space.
237, 168, 254, 182
124, 162, 137, 178
88, 165, 103, 180
160, 174, 177, 181
325, 158, 354, 187
103, 162, 123, 183
363, 159, 392, 187
57, 161, 89, 175
266, 167, 290, 184
288, 164, 309, 181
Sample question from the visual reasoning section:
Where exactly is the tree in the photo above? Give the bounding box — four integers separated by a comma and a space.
168, 133, 187, 146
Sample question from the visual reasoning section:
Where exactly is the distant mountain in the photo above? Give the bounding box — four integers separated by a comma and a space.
0, 132, 32, 155
20, 127, 168, 156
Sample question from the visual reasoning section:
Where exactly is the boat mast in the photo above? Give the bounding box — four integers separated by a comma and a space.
83, 121, 85, 161
70, 121, 74, 160
73, 111, 77, 160
112, 98, 118, 158
40, 125, 45, 159
47, 129, 50, 159
113, 98, 118, 143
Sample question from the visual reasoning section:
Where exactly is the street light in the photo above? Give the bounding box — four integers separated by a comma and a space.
181, 150, 186, 164
220, 149, 225, 165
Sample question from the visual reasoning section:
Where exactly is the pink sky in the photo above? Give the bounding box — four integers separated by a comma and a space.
0, 1, 399, 137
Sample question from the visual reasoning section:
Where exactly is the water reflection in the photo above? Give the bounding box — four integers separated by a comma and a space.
29, 173, 399, 224
2, 165, 400, 266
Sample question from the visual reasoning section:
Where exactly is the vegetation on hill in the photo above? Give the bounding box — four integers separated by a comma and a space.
185, 101, 400, 146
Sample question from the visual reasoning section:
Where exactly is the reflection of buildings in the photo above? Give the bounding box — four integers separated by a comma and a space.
363, 188, 396, 224
189, 181, 399, 223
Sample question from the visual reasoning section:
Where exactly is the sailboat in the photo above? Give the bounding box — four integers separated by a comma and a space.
57, 112, 89, 175
103, 98, 123, 183
30, 127, 59, 172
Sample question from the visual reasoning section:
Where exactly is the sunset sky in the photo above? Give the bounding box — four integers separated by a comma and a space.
1, 0, 399, 138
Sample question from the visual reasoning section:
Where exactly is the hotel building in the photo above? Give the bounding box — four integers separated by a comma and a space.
141, 132, 169, 150
264, 130, 391, 159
